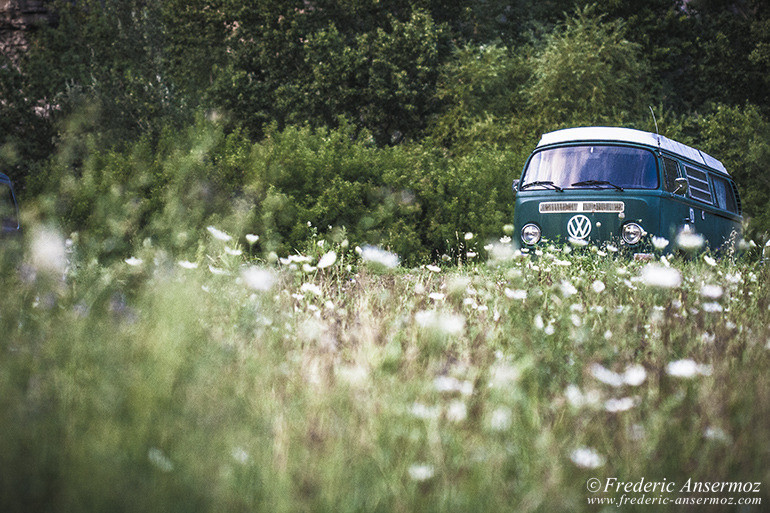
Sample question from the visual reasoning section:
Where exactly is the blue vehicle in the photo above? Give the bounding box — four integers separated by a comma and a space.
512, 127, 742, 251
1, 173, 20, 234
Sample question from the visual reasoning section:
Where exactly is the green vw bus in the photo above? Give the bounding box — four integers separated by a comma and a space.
512, 127, 742, 252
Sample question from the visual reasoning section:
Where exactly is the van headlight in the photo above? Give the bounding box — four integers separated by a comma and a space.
521, 223, 542, 245
621, 222, 644, 245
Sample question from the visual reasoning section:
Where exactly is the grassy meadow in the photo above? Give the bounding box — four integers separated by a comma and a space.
1, 225, 769, 512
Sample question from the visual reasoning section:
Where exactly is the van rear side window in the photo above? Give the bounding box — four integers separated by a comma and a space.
711, 175, 738, 214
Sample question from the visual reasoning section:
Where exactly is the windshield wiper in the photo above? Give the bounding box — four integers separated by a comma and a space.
570, 180, 624, 192
520, 181, 564, 192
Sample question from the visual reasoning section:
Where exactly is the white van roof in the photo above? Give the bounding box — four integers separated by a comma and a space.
537, 127, 728, 175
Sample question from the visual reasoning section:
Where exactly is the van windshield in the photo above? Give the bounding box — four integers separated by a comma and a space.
522, 145, 659, 190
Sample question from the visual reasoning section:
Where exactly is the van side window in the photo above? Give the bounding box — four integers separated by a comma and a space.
711, 175, 738, 213
662, 157, 681, 192
683, 166, 713, 204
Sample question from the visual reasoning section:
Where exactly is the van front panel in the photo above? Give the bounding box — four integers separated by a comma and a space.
513, 190, 661, 247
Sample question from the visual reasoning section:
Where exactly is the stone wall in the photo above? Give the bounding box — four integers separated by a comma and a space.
0, 0, 50, 63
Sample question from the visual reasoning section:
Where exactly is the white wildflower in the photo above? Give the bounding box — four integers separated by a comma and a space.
409, 402, 440, 420
623, 365, 647, 386
446, 400, 467, 422
29, 226, 67, 274
666, 359, 712, 378
703, 255, 717, 266
504, 288, 527, 300
148, 448, 173, 472
569, 447, 605, 469
408, 463, 435, 481
534, 314, 544, 330
224, 247, 242, 256
702, 302, 723, 313
700, 284, 723, 299
361, 245, 399, 268
245, 234, 259, 244
433, 375, 473, 395
317, 250, 337, 269
125, 256, 143, 266
428, 292, 446, 301
704, 426, 731, 443
569, 237, 588, 247
464, 232, 474, 240
426, 264, 441, 273
590, 363, 624, 387
414, 310, 465, 336
241, 266, 277, 291
488, 407, 513, 431
231, 447, 250, 464
208, 265, 227, 275
302, 263, 317, 273
207, 225, 232, 242
178, 260, 198, 269
591, 280, 606, 293
676, 229, 704, 250
640, 264, 681, 288
560, 280, 578, 297
499, 235, 512, 244
604, 397, 636, 413
489, 362, 519, 388
300, 282, 323, 296
652, 236, 670, 250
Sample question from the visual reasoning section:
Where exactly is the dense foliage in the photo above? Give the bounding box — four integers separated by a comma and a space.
2, 0, 770, 259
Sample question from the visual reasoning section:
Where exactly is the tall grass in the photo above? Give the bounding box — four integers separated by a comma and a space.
1, 226, 768, 512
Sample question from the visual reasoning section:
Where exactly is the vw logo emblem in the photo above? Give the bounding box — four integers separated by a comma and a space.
567, 214, 592, 240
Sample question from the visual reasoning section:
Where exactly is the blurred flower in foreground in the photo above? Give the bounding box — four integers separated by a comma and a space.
652, 236, 669, 250
125, 256, 143, 266
148, 448, 173, 472
570, 447, 605, 469
415, 310, 465, 336
604, 397, 636, 413
622, 365, 647, 386
408, 463, 435, 481
317, 250, 337, 269
361, 245, 399, 269
29, 226, 67, 274
488, 407, 513, 431
409, 402, 440, 420
666, 359, 712, 378
590, 363, 624, 387
231, 447, 250, 464
207, 225, 232, 242
446, 400, 467, 422
433, 375, 473, 396
639, 264, 681, 288
676, 228, 704, 251
241, 266, 277, 291
700, 284, 723, 299
178, 260, 198, 269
